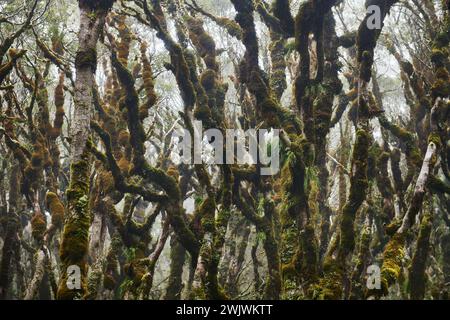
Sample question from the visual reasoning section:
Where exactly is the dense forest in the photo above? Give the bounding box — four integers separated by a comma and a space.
0, 0, 449, 300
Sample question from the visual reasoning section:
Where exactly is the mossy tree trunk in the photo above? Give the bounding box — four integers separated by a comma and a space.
57, 0, 115, 300
164, 237, 186, 299
0, 162, 20, 299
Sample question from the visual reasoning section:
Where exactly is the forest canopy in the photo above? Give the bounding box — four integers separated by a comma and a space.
0, 0, 449, 301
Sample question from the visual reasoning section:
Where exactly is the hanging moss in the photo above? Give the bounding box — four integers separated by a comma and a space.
139, 41, 157, 121
49, 73, 65, 139
118, 130, 130, 147
46, 192, 65, 228
113, 14, 132, 66
185, 16, 217, 71
22, 138, 45, 197
200, 69, 216, 91
124, 258, 149, 288
31, 212, 47, 242
117, 156, 130, 177
431, 77, 450, 98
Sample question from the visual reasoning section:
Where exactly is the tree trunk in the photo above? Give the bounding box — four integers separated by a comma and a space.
57, 0, 114, 300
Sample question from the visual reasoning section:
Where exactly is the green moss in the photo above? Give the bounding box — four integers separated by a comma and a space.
199, 197, 216, 233
57, 152, 91, 300
300, 223, 318, 278
217, 17, 243, 40
75, 48, 97, 71
338, 129, 369, 259
60, 214, 90, 264
124, 258, 149, 286
408, 214, 432, 299
427, 175, 450, 194
381, 233, 405, 294
309, 258, 343, 300
430, 49, 446, 66
385, 219, 402, 236
431, 78, 450, 98
428, 132, 442, 148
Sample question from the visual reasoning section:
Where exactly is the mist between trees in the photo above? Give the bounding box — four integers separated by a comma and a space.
0, 0, 449, 300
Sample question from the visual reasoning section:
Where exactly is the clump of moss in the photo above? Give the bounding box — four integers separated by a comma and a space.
59, 213, 90, 264
49, 73, 65, 139
118, 130, 130, 146
200, 69, 216, 91
118, 156, 130, 177
139, 41, 157, 121
198, 197, 216, 233
381, 233, 405, 294
428, 132, 442, 148
430, 49, 447, 66
124, 258, 149, 287
217, 17, 243, 39
31, 212, 47, 242
385, 219, 402, 236
75, 48, 97, 71
431, 77, 450, 99
103, 274, 116, 290
166, 165, 180, 181
185, 16, 217, 71
30, 142, 44, 168
46, 192, 65, 228
309, 258, 343, 300
22, 138, 45, 196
